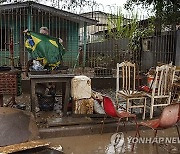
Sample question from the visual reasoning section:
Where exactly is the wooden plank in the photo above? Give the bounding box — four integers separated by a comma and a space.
0, 141, 50, 153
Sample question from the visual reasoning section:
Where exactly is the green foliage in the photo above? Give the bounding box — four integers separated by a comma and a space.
129, 16, 155, 51
107, 10, 155, 52
125, 0, 180, 28
107, 11, 125, 39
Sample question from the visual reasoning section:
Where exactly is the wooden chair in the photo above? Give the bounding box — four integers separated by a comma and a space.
146, 64, 176, 119
116, 61, 147, 119
101, 96, 138, 134
135, 103, 180, 139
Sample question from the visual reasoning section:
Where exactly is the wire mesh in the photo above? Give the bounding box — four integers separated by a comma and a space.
0, 2, 177, 77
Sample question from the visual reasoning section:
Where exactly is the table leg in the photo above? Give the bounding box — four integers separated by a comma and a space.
30, 80, 36, 116
63, 81, 70, 116
62, 82, 65, 106
0, 94, 3, 107
12, 95, 16, 106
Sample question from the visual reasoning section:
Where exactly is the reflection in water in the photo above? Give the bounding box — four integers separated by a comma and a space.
105, 132, 125, 154
43, 127, 180, 154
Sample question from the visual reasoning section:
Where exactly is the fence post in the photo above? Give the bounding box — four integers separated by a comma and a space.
83, 22, 87, 68
27, 3, 32, 60
175, 30, 180, 66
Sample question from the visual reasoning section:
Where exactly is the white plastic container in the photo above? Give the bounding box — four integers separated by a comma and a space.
71, 75, 91, 100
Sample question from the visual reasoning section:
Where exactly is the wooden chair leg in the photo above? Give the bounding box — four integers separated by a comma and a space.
143, 98, 146, 120
126, 99, 130, 121
101, 115, 107, 134
116, 94, 118, 104
167, 96, 171, 105
175, 124, 180, 139
150, 98, 154, 119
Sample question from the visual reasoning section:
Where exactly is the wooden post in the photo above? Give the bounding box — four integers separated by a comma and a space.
83, 22, 87, 68
9, 33, 14, 70
0, 95, 3, 107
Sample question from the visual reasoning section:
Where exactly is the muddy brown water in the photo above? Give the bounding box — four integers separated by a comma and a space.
42, 127, 180, 154
2, 95, 180, 153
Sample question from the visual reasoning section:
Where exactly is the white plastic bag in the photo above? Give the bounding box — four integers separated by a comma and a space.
31, 60, 44, 71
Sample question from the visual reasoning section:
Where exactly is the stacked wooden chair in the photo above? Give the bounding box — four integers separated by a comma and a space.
116, 61, 147, 119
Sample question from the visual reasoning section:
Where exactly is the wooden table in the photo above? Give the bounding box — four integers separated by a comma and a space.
29, 74, 74, 116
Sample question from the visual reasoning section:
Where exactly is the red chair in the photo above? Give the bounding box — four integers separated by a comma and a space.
135, 103, 180, 138
101, 96, 138, 134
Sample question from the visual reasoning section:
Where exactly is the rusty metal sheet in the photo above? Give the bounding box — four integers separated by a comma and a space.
0, 107, 39, 146
0, 140, 50, 153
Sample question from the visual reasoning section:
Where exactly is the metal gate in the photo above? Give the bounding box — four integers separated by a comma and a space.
0, 1, 178, 77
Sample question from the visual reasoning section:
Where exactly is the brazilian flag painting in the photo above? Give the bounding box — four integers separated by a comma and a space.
25, 31, 65, 70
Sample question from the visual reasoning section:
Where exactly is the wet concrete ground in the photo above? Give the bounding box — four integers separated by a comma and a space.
2, 94, 180, 154
43, 127, 180, 154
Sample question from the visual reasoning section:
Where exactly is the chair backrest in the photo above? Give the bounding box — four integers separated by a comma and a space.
116, 61, 136, 92
151, 64, 176, 96
159, 103, 179, 128
102, 96, 117, 117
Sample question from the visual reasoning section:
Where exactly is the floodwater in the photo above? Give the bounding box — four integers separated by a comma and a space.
43, 127, 180, 154
2, 95, 180, 153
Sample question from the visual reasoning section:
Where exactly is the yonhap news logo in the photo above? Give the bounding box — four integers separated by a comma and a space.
127, 136, 180, 144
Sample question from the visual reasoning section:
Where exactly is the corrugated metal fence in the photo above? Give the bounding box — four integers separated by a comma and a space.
0, 2, 178, 77
81, 11, 177, 76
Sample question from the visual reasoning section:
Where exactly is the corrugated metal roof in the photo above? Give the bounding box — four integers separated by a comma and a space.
0, 1, 97, 26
